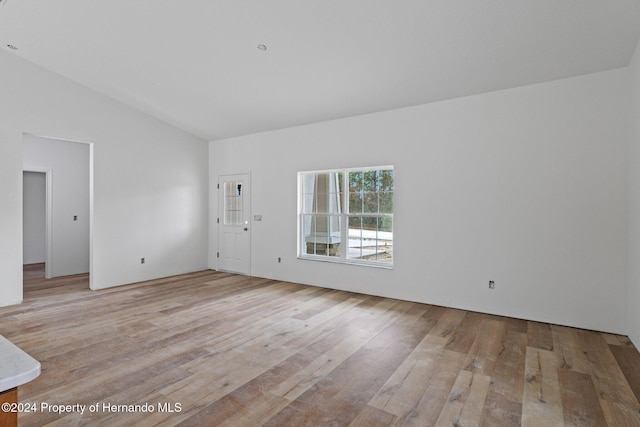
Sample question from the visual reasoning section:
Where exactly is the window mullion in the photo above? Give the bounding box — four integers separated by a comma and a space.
341, 170, 348, 262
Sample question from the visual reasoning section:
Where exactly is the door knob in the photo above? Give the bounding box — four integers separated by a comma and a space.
244, 227, 248, 231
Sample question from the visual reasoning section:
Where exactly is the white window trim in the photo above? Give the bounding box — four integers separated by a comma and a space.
297, 165, 394, 269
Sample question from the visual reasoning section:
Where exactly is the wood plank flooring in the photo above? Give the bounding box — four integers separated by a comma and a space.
1, 264, 639, 426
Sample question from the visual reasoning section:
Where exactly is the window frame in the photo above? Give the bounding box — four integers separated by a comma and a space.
297, 165, 394, 268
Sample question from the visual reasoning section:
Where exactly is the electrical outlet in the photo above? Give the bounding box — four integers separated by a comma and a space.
489, 280, 495, 289
278, 257, 281, 263
141, 258, 145, 264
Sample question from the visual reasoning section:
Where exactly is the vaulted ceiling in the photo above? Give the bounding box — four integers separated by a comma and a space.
2, 1, 640, 140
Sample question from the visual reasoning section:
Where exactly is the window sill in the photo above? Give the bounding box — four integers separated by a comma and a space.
297, 255, 394, 270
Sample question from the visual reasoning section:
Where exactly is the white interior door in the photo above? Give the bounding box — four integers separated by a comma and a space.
218, 173, 251, 275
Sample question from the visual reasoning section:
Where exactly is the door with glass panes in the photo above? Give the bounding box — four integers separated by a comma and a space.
218, 174, 250, 275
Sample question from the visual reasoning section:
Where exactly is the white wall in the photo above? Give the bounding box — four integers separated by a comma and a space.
22, 172, 46, 265
0, 49, 208, 306
23, 135, 90, 277
210, 68, 630, 334
628, 40, 640, 348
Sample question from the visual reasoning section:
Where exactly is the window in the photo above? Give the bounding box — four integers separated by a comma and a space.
298, 166, 393, 267
223, 180, 244, 225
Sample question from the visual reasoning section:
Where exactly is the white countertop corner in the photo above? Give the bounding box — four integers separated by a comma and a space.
0, 335, 41, 392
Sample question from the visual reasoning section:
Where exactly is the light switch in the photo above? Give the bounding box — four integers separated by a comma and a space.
254, 215, 262, 221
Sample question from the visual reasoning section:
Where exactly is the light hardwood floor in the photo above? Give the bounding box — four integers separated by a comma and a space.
2, 264, 639, 426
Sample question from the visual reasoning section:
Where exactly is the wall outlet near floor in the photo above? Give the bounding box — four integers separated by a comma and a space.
141, 257, 145, 264
489, 280, 495, 289
278, 257, 281, 263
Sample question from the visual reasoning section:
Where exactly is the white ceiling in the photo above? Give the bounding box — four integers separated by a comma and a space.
2, 1, 640, 141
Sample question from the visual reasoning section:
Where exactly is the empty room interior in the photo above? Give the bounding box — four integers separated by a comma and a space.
3, 1, 640, 426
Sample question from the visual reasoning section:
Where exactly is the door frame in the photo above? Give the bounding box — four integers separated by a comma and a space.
22, 167, 53, 279
23, 133, 94, 289
217, 172, 251, 275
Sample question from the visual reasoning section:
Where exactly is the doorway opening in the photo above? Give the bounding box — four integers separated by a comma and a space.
22, 134, 93, 297
23, 170, 48, 275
